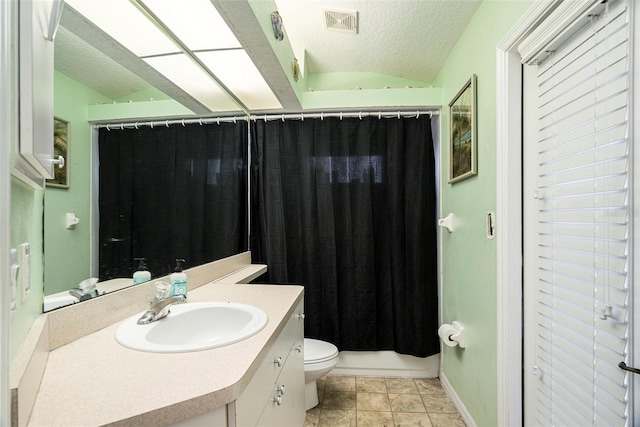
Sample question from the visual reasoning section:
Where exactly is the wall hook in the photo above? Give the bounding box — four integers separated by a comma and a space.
438, 213, 454, 232
66, 213, 80, 229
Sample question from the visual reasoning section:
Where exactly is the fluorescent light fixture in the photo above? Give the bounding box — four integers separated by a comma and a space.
144, 54, 240, 112
65, 0, 178, 57
142, 0, 242, 51
65, 0, 283, 113
198, 50, 282, 111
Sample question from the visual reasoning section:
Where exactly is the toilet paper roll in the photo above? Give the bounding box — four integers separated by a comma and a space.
438, 324, 459, 347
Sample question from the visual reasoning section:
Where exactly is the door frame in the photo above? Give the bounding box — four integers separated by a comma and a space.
496, 0, 639, 425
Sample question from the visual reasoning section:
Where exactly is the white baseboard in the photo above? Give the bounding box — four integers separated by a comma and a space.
329, 351, 440, 378
439, 372, 476, 427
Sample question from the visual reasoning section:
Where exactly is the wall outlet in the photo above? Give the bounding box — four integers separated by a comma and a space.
20, 242, 30, 301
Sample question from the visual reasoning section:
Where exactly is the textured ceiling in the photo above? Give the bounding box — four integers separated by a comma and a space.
275, 0, 482, 82
54, 0, 482, 107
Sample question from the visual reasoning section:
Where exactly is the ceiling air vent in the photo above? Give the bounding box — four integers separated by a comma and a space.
322, 9, 358, 34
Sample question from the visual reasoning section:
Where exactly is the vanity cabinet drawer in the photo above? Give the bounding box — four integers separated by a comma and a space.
233, 300, 304, 426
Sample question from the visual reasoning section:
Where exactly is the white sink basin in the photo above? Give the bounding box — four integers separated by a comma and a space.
115, 302, 268, 353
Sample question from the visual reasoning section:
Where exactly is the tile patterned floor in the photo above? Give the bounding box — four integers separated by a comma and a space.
304, 375, 466, 427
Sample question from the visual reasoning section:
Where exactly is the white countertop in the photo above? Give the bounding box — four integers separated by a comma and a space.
27, 283, 303, 426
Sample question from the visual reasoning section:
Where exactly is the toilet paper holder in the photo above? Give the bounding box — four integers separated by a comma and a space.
438, 321, 465, 348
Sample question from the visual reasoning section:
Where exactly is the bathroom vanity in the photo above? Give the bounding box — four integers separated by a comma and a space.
11, 254, 306, 426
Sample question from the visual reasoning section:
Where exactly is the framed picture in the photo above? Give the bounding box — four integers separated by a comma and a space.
448, 75, 477, 184
46, 117, 69, 188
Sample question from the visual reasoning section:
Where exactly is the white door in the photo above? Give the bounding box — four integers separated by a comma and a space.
523, 0, 636, 424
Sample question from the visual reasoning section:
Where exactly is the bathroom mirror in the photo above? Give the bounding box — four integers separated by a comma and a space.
42, 8, 249, 310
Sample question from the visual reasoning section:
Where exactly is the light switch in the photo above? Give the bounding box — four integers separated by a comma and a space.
20, 242, 30, 301
10, 248, 18, 313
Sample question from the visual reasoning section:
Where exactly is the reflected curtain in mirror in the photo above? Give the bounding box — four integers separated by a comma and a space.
250, 116, 438, 357
98, 122, 248, 280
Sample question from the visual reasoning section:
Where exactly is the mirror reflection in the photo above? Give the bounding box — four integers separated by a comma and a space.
43, 7, 249, 311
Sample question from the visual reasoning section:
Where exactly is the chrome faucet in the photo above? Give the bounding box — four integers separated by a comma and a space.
137, 287, 186, 325
68, 277, 100, 301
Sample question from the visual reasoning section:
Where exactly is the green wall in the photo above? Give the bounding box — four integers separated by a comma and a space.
44, 72, 111, 296
10, 179, 44, 362
433, 1, 532, 425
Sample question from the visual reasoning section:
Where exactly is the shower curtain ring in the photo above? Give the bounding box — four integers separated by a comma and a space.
120, 124, 124, 130
217, 117, 220, 125
359, 112, 362, 120
165, 120, 169, 127
416, 111, 419, 119
321, 112, 324, 121
106, 124, 110, 131
181, 119, 185, 127
233, 117, 237, 124
282, 114, 285, 122
135, 122, 139, 130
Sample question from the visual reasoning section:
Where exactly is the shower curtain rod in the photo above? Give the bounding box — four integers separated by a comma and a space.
94, 109, 440, 130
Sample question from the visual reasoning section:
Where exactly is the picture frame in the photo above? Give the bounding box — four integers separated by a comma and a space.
448, 75, 477, 184
46, 117, 69, 189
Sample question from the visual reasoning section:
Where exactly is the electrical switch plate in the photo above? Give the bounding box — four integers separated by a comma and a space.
10, 248, 19, 314
20, 242, 30, 301
486, 212, 495, 240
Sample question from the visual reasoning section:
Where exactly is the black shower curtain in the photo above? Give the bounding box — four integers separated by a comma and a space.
98, 122, 247, 280
250, 116, 439, 357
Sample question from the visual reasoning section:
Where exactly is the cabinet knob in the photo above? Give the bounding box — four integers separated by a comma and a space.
274, 356, 283, 367
274, 395, 283, 406
51, 155, 65, 169
277, 384, 286, 395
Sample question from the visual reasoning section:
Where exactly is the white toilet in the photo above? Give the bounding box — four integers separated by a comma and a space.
304, 338, 339, 410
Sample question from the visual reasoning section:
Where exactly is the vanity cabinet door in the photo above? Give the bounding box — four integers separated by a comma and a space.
257, 333, 305, 427
233, 300, 304, 427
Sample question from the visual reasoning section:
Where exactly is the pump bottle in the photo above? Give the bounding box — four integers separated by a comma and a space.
170, 258, 187, 297
133, 258, 151, 285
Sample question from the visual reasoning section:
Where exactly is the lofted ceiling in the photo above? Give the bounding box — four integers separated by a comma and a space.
54, 0, 482, 114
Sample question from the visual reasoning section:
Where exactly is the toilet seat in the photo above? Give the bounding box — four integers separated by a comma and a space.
304, 338, 338, 364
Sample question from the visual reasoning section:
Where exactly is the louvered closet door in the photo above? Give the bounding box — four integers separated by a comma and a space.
523, 0, 633, 425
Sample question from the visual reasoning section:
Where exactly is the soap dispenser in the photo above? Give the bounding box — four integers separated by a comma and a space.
133, 258, 151, 285
170, 258, 187, 297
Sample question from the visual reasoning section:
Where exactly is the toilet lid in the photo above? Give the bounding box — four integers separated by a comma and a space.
304, 338, 339, 364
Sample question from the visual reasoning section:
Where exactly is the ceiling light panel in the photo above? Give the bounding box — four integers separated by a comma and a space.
65, 0, 178, 57
197, 50, 282, 111
144, 54, 240, 112
142, 0, 242, 51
